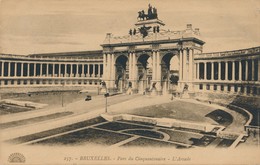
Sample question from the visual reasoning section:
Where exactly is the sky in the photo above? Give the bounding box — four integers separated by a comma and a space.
0, 0, 259, 55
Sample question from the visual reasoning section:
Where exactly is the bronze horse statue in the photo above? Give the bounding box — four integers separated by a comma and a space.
137, 10, 148, 20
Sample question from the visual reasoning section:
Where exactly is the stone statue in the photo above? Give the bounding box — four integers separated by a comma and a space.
133, 28, 136, 35
148, 4, 153, 18
129, 29, 132, 35
153, 7, 158, 19
139, 25, 151, 38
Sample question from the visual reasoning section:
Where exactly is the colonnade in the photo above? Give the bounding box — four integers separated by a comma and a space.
0, 59, 103, 87
194, 58, 260, 95
0, 61, 103, 78
195, 59, 259, 81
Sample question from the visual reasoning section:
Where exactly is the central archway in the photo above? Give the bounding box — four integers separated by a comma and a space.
137, 54, 152, 94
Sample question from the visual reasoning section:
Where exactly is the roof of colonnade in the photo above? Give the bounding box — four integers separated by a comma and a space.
194, 46, 260, 60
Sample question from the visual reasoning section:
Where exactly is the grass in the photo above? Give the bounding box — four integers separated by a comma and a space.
230, 96, 260, 126
7, 91, 95, 108
0, 111, 73, 129
216, 139, 235, 148
95, 121, 152, 131
123, 130, 164, 139
7, 117, 106, 144
119, 120, 156, 126
0, 103, 35, 115
190, 136, 216, 147
122, 137, 187, 148
205, 109, 233, 126
113, 100, 217, 123
159, 129, 203, 145
32, 128, 132, 146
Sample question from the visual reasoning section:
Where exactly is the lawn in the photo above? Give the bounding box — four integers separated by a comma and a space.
159, 129, 203, 145
113, 100, 217, 123
8, 117, 106, 144
32, 128, 132, 146
95, 122, 152, 131
0, 111, 73, 129
0, 103, 35, 115
122, 137, 188, 148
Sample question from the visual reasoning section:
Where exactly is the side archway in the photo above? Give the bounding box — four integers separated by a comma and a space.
115, 55, 128, 92
161, 52, 179, 94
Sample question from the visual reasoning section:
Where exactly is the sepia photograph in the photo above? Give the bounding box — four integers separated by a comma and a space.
0, 0, 260, 164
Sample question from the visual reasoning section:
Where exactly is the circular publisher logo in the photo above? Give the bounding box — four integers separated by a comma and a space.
8, 153, 26, 163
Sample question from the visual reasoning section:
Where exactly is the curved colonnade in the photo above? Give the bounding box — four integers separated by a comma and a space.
0, 54, 103, 87
194, 46, 260, 96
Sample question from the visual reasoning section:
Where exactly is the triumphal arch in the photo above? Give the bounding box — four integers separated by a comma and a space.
101, 5, 204, 95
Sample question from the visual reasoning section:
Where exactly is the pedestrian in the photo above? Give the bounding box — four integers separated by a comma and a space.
253, 130, 256, 138
247, 129, 251, 136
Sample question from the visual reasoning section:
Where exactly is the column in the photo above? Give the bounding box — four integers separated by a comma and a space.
239, 61, 242, 80
65, 64, 67, 77
98, 64, 100, 77
183, 49, 187, 81
132, 52, 136, 87
232, 61, 235, 81
258, 59, 260, 81
75, 64, 78, 77
129, 52, 132, 80
179, 50, 183, 81
21, 63, 23, 77
152, 51, 156, 81
40, 63, 42, 77
33, 63, 36, 77
93, 64, 96, 77
58, 64, 61, 77
70, 64, 73, 77
8, 62, 11, 77
225, 61, 228, 80
245, 60, 248, 80
107, 54, 111, 80
46, 63, 49, 77
218, 62, 221, 80
188, 48, 193, 81
1, 61, 4, 77
27, 63, 30, 77
103, 54, 107, 79
112, 54, 115, 81
251, 59, 255, 81
156, 51, 161, 91
204, 62, 206, 80
52, 63, 55, 77
88, 64, 91, 77
211, 62, 214, 80
196, 63, 199, 80
14, 62, 17, 77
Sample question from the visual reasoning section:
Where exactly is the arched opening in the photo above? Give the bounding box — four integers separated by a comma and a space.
137, 54, 152, 94
162, 53, 179, 94
115, 55, 128, 92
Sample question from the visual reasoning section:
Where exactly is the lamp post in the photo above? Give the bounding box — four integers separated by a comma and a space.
102, 80, 109, 113
104, 87, 109, 113
61, 81, 65, 107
